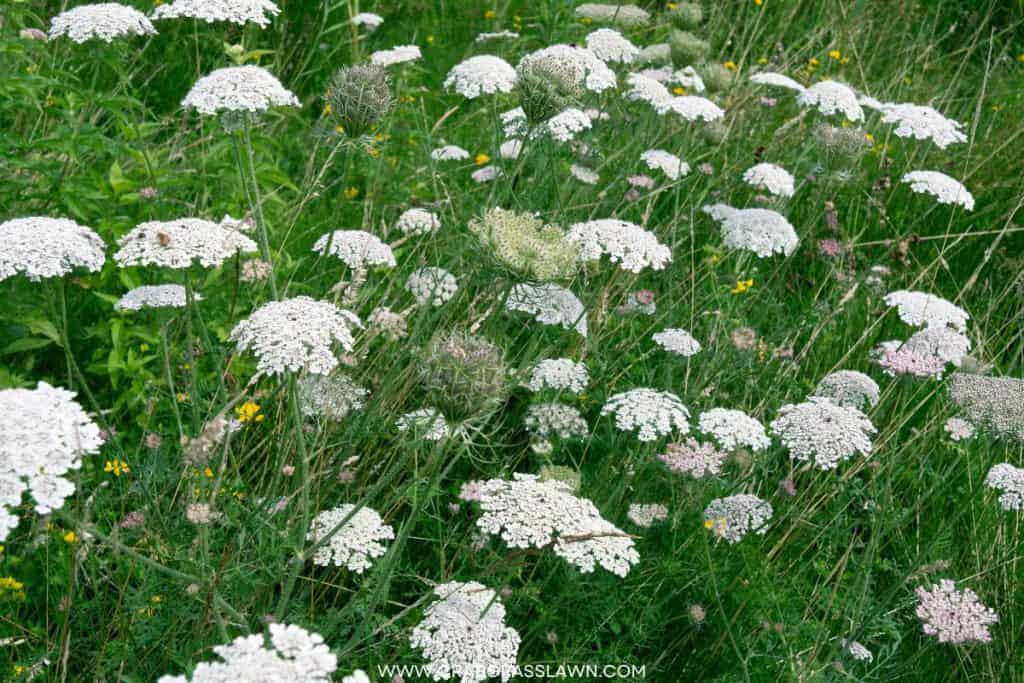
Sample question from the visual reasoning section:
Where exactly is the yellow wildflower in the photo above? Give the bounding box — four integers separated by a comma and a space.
475, 153, 490, 165
63, 531, 77, 544
104, 459, 130, 477
673, 86, 686, 95
344, 186, 359, 199
235, 401, 263, 423
829, 49, 841, 60
724, 60, 737, 71
203, 467, 214, 478
484, 9, 496, 19
757, 56, 768, 65
809, 57, 820, 67
731, 279, 754, 294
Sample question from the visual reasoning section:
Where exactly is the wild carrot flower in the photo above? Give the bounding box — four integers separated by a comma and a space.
115, 218, 257, 269
444, 56, 517, 98
307, 505, 395, 572
742, 163, 795, 197
0, 217, 106, 282
601, 388, 690, 442
947, 374, 1024, 441
183, 66, 299, 116
405, 267, 458, 307
984, 463, 1024, 510
526, 359, 589, 393
702, 204, 799, 258
584, 28, 639, 64
703, 494, 772, 543
770, 397, 875, 470
641, 150, 690, 180
812, 370, 880, 409
914, 580, 998, 645
697, 409, 770, 451
152, 0, 280, 27
901, 171, 974, 210
659, 438, 727, 478
653, 328, 702, 357
796, 80, 864, 121
883, 290, 968, 330
115, 285, 197, 311
507, 283, 588, 336
49, 3, 156, 43
567, 218, 671, 273
627, 503, 668, 528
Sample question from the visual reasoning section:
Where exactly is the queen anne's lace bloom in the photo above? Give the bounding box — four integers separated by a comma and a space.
943, 417, 975, 441
507, 283, 588, 336
474, 473, 640, 576
841, 639, 873, 663
518, 45, 616, 93
370, 45, 422, 67
476, 30, 520, 43
49, 3, 156, 43
901, 171, 974, 210
567, 218, 671, 273
575, 3, 651, 28
431, 145, 470, 161
627, 503, 668, 528
545, 108, 592, 142
641, 150, 690, 180
0, 383, 102, 541
770, 397, 875, 470
601, 388, 689, 442
883, 290, 969, 330
298, 372, 368, 420
658, 96, 724, 122
876, 327, 970, 379
0, 217, 106, 281
229, 297, 361, 376
796, 80, 864, 121
350, 12, 383, 30
312, 230, 396, 270
115, 218, 257, 269
948, 374, 1024, 441
697, 409, 770, 452
444, 56, 517, 98
570, 164, 600, 185
406, 267, 458, 306
653, 328, 702, 357
813, 370, 880, 409
152, 0, 279, 26
397, 408, 450, 441
703, 494, 773, 544
914, 580, 998, 644
879, 103, 967, 149
524, 402, 589, 441
985, 463, 1024, 511
742, 163, 795, 198
625, 73, 672, 108
396, 208, 441, 236
156, 624, 339, 682
526, 359, 589, 393
702, 204, 799, 258
114, 284, 198, 311
749, 72, 806, 92
307, 505, 395, 573
182, 66, 298, 115
670, 66, 706, 92
410, 581, 521, 683
585, 29, 638, 64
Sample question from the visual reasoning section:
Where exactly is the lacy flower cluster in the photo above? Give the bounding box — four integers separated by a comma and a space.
876, 326, 970, 379
525, 359, 589, 394
298, 372, 368, 421
796, 80, 864, 121
524, 402, 590, 444
742, 163, 796, 198
703, 494, 773, 544
396, 408, 450, 441
984, 463, 1024, 511
152, 0, 280, 27
517, 44, 616, 93
114, 218, 257, 269
812, 370, 880, 409
770, 397, 875, 470
567, 219, 672, 273
697, 408, 770, 452
0, 217, 106, 282
469, 208, 579, 281
507, 283, 588, 337
659, 438, 727, 479
653, 328, 702, 357
114, 284, 194, 311
702, 204, 799, 258
406, 267, 458, 307
307, 504, 395, 573
395, 208, 441, 236
584, 28, 638, 63
948, 374, 1024, 441
312, 230, 396, 270
902, 171, 974, 211
883, 290, 968, 330
914, 580, 998, 645
627, 503, 668, 528
641, 149, 690, 181
49, 3, 156, 43
183, 65, 298, 116
601, 388, 690, 442
444, 56, 517, 99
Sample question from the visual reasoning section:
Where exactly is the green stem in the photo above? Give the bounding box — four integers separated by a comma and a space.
160, 321, 186, 445
235, 121, 280, 299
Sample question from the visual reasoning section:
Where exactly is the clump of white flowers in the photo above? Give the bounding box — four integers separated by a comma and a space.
545, 108, 592, 143
526, 359, 589, 393
943, 417, 975, 441
796, 80, 864, 121
0, 217, 106, 282
469, 208, 579, 282
444, 55, 517, 98
575, 3, 651, 28
115, 218, 258, 270
702, 204, 799, 258
882, 290, 968, 330
229, 297, 361, 376
879, 103, 967, 149
350, 12, 383, 30
627, 503, 668, 528
659, 438, 727, 479
585, 28, 638, 64
641, 150, 690, 180
307, 504, 395, 573
182, 66, 299, 116
697, 409, 770, 452
156, 624, 339, 683
370, 45, 422, 68
49, 3, 156, 43
653, 328, 702, 357
703, 494, 773, 544
876, 326, 970, 379
524, 403, 590, 443
812, 370, 880, 409
948, 374, 1024, 441
984, 463, 1024, 511
473, 473, 640, 576
749, 72, 806, 92
567, 218, 672, 273
658, 95, 724, 122
397, 408, 450, 441
625, 73, 672, 109
841, 639, 873, 663
431, 145, 470, 161
405, 267, 458, 307
0, 382, 103, 541
507, 283, 588, 337
410, 581, 521, 683
601, 388, 689, 442
914, 580, 998, 645
901, 171, 974, 210
770, 397, 876, 470
570, 164, 600, 184
152, 0, 280, 27
312, 230, 396, 270
396, 208, 441, 236
476, 30, 520, 43
518, 44, 617, 93
115, 284, 197, 311
298, 372, 368, 421
742, 163, 795, 198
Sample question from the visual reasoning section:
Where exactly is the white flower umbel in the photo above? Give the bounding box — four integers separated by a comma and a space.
702, 204, 799, 258
518, 44, 617, 93
114, 284, 198, 311
298, 372, 368, 420
641, 150, 690, 180
182, 66, 298, 116
526, 359, 589, 394
229, 297, 361, 376
812, 370, 880, 409
49, 3, 156, 43
627, 503, 668, 528
742, 163, 795, 198
658, 96, 724, 122
431, 145, 470, 161
443, 55, 517, 99
396, 208, 441, 236
601, 388, 689, 442
472, 165, 504, 183
476, 30, 520, 43
0, 382, 102, 541
507, 283, 588, 337
405, 267, 458, 306
474, 473, 640, 576
397, 408, 450, 441
749, 72, 806, 93
703, 494, 773, 544
625, 73, 672, 109
156, 623, 338, 683
585, 28, 638, 63
653, 328, 702, 357
879, 103, 967, 149
0, 217, 105, 282
152, 0, 280, 27
570, 164, 600, 185
114, 218, 257, 269
770, 397, 875, 470
370, 44, 422, 67
575, 3, 651, 28
410, 581, 521, 683
312, 230, 396, 270
882, 290, 969, 330
985, 463, 1024, 511
914, 580, 998, 645
307, 504, 395, 573
697, 408, 770, 452
524, 403, 589, 441
545, 108, 592, 143
943, 417, 975, 442
796, 80, 864, 121
567, 218, 671, 273
500, 107, 528, 138
350, 12, 383, 30
901, 171, 974, 210
841, 639, 873, 663
658, 439, 726, 479
876, 326, 971, 379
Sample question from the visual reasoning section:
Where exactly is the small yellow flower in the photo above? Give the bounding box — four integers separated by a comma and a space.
710, 254, 720, 265
175, 392, 188, 402
322, 103, 332, 115
0, 576, 25, 592
673, 86, 686, 95
840, 119, 851, 128
151, 594, 163, 604
840, 57, 850, 65
104, 459, 130, 477
235, 401, 262, 423
757, 56, 768, 65
579, 16, 592, 24
335, 125, 345, 135
724, 60, 737, 71
344, 186, 359, 200
203, 466, 214, 478
139, 343, 149, 352
809, 57, 820, 67
731, 278, 754, 294
399, 94, 416, 104
703, 519, 715, 529
368, 146, 380, 158
484, 9, 496, 19
864, 133, 875, 143
667, 2, 677, 8
829, 49, 841, 60
426, 34, 435, 45
474, 153, 491, 165
63, 531, 77, 544
1017, 53, 1023, 63
754, 0, 763, 6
